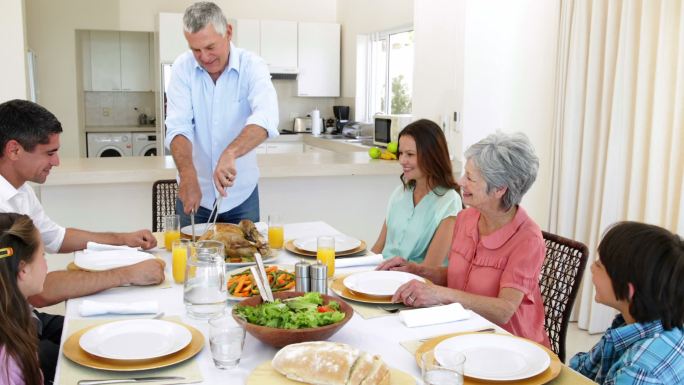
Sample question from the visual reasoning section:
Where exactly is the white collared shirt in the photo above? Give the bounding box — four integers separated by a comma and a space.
0, 175, 65, 253
164, 42, 279, 213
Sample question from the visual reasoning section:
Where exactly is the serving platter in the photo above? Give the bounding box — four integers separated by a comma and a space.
415, 332, 561, 385
284, 239, 367, 258
247, 360, 416, 385
79, 319, 192, 360
63, 320, 203, 371
180, 221, 267, 239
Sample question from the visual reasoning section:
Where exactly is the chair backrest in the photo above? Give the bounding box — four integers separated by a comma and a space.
152, 179, 178, 232
539, 230, 589, 363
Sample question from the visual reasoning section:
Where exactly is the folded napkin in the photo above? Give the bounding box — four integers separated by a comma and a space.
73, 249, 155, 271
335, 253, 384, 268
79, 300, 159, 316
85, 241, 140, 252
399, 303, 472, 327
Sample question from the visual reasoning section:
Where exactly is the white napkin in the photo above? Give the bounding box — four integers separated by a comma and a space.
335, 253, 384, 268
85, 242, 140, 252
73, 249, 155, 271
79, 300, 159, 316
399, 303, 472, 327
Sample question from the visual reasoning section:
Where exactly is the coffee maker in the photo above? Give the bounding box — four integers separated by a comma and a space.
332, 106, 350, 134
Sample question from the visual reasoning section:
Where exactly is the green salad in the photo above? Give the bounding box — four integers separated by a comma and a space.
234, 292, 345, 329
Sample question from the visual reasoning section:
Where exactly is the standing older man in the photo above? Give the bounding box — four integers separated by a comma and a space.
165, 1, 279, 227
0, 99, 165, 384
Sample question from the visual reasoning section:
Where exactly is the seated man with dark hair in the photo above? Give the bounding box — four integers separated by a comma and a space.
570, 221, 684, 384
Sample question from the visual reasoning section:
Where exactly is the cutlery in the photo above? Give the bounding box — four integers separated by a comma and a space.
78, 376, 185, 385
253, 252, 274, 302
204, 196, 222, 237
190, 209, 196, 242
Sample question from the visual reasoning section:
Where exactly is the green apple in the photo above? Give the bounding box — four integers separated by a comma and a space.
368, 147, 382, 159
387, 141, 398, 154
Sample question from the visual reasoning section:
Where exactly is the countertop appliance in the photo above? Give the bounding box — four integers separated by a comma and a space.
132, 132, 157, 156
86, 132, 133, 157
373, 114, 412, 147
292, 117, 312, 133
333, 105, 350, 134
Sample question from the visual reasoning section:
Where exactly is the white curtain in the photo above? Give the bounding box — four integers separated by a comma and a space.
549, 0, 684, 334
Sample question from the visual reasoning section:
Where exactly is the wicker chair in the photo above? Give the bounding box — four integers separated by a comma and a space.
539, 231, 589, 363
152, 179, 178, 232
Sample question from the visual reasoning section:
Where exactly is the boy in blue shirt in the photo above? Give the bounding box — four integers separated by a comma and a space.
570, 221, 684, 384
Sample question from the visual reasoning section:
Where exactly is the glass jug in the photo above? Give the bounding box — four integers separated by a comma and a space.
183, 240, 227, 319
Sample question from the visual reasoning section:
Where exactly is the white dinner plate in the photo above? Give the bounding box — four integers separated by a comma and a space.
293, 235, 361, 253
434, 333, 551, 381
79, 319, 192, 361
73, 250, 155, 271
343, 271, 425, 298
181, 221, 267, 238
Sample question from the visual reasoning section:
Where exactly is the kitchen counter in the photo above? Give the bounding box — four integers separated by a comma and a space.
85, 125, 157, 133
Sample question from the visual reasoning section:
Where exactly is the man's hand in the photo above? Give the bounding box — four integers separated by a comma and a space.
119, 259, 166, 286
178, 176, 202, 214
213, 150, 237, 197
121, 230, 158, 250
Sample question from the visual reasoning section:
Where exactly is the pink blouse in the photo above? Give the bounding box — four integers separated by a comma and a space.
447, 207, 550, 347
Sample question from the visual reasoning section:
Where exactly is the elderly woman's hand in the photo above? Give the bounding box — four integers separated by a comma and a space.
375, 256, 413, 272
393, 279, 448, 307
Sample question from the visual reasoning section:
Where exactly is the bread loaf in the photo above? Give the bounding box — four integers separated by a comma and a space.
272, 341, 390, 385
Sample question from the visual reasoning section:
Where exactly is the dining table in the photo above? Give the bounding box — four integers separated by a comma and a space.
54, 221, 594, 385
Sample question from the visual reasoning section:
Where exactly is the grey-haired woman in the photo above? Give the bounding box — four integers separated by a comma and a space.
377, 132, 550, 347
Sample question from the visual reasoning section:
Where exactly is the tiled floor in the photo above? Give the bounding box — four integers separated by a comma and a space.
565, 321, 602, 362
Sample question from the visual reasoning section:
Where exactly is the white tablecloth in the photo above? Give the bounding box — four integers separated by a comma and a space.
55, 221, 500, 384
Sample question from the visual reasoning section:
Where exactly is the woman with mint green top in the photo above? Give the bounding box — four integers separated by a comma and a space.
371, 119, 462, 266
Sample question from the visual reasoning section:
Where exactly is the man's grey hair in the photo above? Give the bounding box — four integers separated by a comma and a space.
183, 2, 228, 36
464, 132, 539, 211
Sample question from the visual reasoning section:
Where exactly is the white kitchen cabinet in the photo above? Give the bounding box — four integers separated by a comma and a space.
88, 31, 152, 91
260, 20, 298, 74
297, 22, 340, 97
232, 19, 260, 54
158, 13, 186, 63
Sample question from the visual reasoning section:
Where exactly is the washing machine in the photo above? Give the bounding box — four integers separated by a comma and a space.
132, 132, 158, 156
86, 132, 133, 157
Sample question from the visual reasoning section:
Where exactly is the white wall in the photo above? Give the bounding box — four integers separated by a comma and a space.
462, 0, 560, 227
1, 0, 28, 102
25, 0, 337, 159
413, 0, 560, 227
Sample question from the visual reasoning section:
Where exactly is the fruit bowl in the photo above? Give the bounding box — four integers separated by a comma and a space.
231, 291, 353, 347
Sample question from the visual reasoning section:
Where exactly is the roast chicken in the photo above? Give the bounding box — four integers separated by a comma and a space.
198, 219, 273, 262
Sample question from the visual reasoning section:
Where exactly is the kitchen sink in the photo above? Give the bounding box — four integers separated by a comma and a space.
317, 134, 347, 140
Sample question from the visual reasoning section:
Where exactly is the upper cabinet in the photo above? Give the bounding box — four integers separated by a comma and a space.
260, 20, 298, 74
232, 19, 260, 57
86, 31, 152, 91
297, 22, 340, 97
158, 13, 187, 63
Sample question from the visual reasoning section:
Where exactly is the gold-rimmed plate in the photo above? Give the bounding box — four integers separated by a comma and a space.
62, 320, 204, 371
284, 239, 367, 258
415, 332, 561, 385
330, 274, 393, 304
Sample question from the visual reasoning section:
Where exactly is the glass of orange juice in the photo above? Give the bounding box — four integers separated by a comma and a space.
317, 236, 335, 278
164, 215, 181, 251
268, 214, 284, 249
172, 239, 191, 284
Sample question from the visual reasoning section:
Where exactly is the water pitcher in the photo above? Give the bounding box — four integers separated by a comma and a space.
183, 240, 227, 319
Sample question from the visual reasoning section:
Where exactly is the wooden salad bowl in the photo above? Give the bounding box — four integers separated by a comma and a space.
232, 291, 353, 347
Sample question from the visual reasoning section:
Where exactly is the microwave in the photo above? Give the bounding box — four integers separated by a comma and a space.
373, 114, 413, 147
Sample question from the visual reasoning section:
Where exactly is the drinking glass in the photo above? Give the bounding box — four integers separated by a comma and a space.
208, 315, 245, 370
163, 214, 180, 251
316, 236, 335, 278
183, 242, 226, 319
268, 214, 284, 249
421, 349, 466, 385
171, 239, 191, 284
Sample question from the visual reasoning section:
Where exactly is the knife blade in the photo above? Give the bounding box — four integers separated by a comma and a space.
78, 377, 185, 385
190, 208, 196, 243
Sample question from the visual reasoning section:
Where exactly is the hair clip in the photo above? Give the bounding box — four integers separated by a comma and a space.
0, 247, 13, 259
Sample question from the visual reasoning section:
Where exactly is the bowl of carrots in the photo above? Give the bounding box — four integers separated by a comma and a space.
227, 265, 296, 298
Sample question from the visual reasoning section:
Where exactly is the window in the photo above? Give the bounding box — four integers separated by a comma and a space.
356, 27, 414, 122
